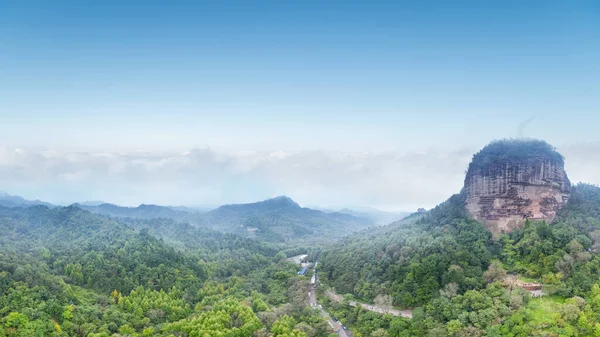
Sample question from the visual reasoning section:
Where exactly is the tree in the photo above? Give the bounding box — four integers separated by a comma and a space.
456, 326, 484, 337
446, 320, 462, 335
294, 322, 316, 337
4, 312, 28, 328
483, 261, 507, 284
504, 274, 519, 293
374, 294, 393, 313
440, 283, 459, 299
371, 328, 390, 337
272, 315, 297, 336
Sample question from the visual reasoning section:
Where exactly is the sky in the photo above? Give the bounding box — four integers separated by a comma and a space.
0, 1, 599, 210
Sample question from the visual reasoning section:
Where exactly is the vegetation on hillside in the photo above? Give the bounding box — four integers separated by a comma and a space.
4, 166, 600, 336
78, 196, 373, 245
320, 191, 491, 308
319, 183, 600, 336
0, 206, 327, 337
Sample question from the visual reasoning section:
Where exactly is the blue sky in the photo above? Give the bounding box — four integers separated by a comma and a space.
0, 1, 599, 208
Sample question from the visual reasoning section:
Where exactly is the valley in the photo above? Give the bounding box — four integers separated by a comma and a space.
3, 0, 595, 335
3, 139, 600, 337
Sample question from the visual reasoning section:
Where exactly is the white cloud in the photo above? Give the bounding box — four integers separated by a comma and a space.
0, 143, 598, 211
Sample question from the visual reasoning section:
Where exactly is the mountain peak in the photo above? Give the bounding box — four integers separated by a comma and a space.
214, 195, 301, 213
261, 196, 300, 208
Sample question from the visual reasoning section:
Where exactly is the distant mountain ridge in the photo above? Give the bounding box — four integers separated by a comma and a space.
309, 204, 409, 225
78, 200, 106, 206
74, 202, 192, 220
0, 192, 379, 244
196, 196, 373, 243
71, 195, 375, 244
0, 192, 54, 208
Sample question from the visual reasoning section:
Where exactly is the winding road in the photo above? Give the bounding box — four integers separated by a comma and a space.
307, 259, 413, 335
309, 263, 352, 337
324, 290, 413, 319
308, 260, 413, 337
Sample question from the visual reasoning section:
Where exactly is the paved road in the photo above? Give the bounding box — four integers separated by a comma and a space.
307, 260, 412, 337
325, 290, 413, 319
309, 263, 352, 337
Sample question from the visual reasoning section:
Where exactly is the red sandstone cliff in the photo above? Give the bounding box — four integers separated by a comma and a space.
464, 140, 571, 233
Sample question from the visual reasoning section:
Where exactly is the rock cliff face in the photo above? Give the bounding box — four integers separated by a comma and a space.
465, 140, 571, 233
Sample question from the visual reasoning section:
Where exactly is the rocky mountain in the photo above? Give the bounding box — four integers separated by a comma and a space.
319, 139, 594, 302
464, 139, 571, 233
318, 139, 600, 336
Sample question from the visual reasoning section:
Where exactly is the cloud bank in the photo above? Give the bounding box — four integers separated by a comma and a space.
0, 144, 598, 211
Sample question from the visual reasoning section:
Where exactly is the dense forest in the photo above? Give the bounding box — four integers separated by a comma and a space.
0, 206, 328, 337
318, 183, 600, 336
466, 139, 565, 172
5, 176, 600, 336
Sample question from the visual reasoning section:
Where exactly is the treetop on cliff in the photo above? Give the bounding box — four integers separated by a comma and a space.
467, 138, 565, 173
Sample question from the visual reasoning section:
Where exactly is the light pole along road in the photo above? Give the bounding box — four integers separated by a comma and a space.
308, 262, 352, 337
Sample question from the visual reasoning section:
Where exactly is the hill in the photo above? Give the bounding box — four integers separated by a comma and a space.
318, 140, 600, 336
75, 202, 192, 220
0, 192, 54, 208
72, 196, 374, 244
195, 196, 374, 244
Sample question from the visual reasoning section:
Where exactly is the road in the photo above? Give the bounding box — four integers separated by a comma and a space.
307, 260, 412, 336
325, 290, 413, 319
309, 263, 352, 337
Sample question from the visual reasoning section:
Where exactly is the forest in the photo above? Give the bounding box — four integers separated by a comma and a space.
466, 139, 565, 172
76, 196, 374, 245
318, 183, 600, 336
4, 183, 600, 336
0, 206, 328, 337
